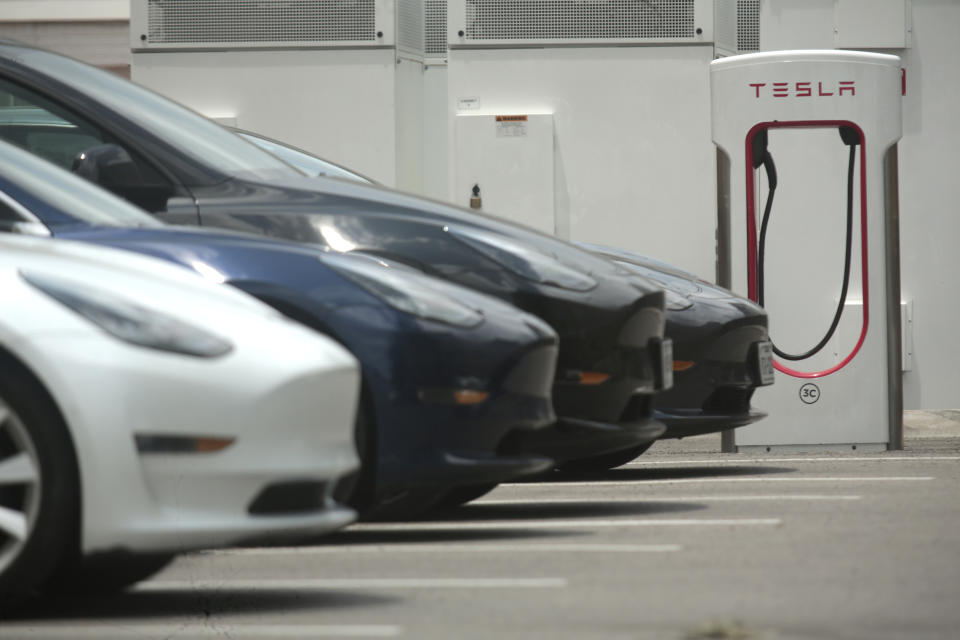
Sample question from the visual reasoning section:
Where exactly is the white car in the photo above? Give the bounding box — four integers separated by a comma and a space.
0, 234, 361, 602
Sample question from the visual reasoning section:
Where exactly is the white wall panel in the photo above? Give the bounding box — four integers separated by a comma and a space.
447, 46, 717, 279
0, 0, 128, 22
760, 0, 835, 50
395, 57, 424, 193
454, 113, 555, 234
0, 22, 130, 69
895, 0, 960, 409
131, 49, 398, 186
422, 65, 450, 200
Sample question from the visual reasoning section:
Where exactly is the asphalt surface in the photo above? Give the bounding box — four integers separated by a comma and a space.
4, 411, 959, 640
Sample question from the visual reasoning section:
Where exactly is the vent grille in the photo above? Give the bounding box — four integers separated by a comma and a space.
736, 0, 759, 52
398, 0, 424, 58
146, 0, 377, 45
464, 0, 696, 41
425, 0, 448, 58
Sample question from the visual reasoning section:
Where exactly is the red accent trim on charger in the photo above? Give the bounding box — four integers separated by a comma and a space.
744, 120, 869, 379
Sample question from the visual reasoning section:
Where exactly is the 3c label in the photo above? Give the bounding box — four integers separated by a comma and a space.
799, 383, 820, 405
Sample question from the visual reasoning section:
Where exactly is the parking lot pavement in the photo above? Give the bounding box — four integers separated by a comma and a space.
4, 412, 959, 640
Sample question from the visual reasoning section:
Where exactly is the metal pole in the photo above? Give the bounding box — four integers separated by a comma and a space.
884, 145, 904, 450
716, 148, 737, 453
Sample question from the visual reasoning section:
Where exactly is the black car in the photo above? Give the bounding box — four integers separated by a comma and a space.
577, 244, 773, 467
233, 128, 775, 467
0, 40, 672, 471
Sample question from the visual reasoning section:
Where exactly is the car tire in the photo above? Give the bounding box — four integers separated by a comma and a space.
45, 553, 175, 594
557, 441, 655, 474
434, 483, 498, 510
0, 355, 79, 610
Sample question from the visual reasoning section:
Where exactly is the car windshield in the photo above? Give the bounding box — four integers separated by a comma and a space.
8, 46, 304, 181
0, 140, 161, 228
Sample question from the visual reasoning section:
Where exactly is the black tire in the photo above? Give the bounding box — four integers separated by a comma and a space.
45, 553, 175, 595
0, 354, 79, 611
557, 441, 655, 474
435, 483, 498, 510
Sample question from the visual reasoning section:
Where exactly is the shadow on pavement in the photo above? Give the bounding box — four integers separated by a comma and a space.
536, 464, 797, 482
317, 527, 584, 544
7, 588, 398, 621
424, 499, 707, 522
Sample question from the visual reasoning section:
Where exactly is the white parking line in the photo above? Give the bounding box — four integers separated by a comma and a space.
0, 625, 402, 638
474, 494, 862, 504
205, 543, 682, 555
507, 476, 934, 487
625, 455, 960, 465
349, 518, 780, 532
138, 577, 568, 591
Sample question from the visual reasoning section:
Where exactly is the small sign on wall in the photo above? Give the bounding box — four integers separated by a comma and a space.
495, 115, 528, 137
457, 97, 481, 110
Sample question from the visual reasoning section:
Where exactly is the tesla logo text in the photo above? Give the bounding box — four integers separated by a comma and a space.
750, 81, 855, 98
799, 383, 821, 405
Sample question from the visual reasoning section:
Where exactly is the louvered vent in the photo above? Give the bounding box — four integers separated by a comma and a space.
736, 0, 759, 52
397, 0, 425, 59
464, 0, 696, 41
425, 0, 448, 60
146, 0, 377, 45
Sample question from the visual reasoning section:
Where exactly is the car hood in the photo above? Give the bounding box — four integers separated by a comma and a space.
230, 173, 661, 294
51, 226, 558, 340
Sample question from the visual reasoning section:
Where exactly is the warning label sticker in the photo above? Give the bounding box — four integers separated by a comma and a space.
496, 115, 528, 137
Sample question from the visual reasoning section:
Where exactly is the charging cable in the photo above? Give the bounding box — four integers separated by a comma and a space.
755, 126, 860, 361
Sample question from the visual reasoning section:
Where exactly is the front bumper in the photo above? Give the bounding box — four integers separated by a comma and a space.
657, 328, 772, 439
371, 340, 560, 500
501, 414, 666, 464
19, 322, 362, 555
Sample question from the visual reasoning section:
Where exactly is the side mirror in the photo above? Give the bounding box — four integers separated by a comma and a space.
72, 144, 142, 188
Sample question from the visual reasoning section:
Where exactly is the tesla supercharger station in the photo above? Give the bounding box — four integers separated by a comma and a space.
712, 50, 903, 452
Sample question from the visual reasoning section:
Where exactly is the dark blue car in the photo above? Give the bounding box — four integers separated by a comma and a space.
0, 140, 561, 519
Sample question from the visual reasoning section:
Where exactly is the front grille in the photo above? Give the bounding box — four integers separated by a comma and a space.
248, 480, 329, 515
703, 387, 754, 415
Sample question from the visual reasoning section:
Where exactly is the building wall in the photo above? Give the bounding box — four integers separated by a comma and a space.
131, 49, 401, 186
4, 0, 958, 409
0, 0, 130, 75
892, 0, 960, 409
445, 45, 719, 281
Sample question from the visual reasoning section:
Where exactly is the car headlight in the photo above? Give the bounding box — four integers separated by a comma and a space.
445, 226, 597, 292
21, 271, 233, 357
323, 253, 484, 328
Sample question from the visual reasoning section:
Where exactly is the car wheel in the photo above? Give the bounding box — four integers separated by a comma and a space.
434, 483, 498, 510
557, 441, 655, 474
45, 553, 175, 594
0, 357, 79, 609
